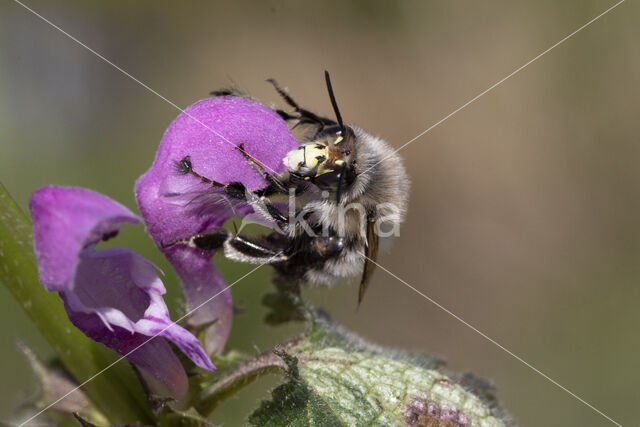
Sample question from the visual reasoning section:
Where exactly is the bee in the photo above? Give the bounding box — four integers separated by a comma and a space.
165, 72, 409, 304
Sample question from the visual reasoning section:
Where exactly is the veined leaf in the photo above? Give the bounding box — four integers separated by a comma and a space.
248, 316, 510, 426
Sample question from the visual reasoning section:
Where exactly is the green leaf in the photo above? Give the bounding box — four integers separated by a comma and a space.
248, 315, 510, 426
0, 183, 152, 425
249, 349, 341, 426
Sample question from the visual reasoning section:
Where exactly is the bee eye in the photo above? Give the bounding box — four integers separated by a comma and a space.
343, 150, 351, 156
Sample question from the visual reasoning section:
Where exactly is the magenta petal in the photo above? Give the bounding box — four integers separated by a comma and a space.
62, 304, 190, 398
165, 247, 234, 355
68, 248, 215, 371
29, 186, 215, 397
61, 247, 215, 397
29, 186, 139, 292
135, 96, 298, 354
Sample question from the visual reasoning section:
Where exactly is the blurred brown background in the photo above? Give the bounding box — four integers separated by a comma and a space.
1, 1, 638, 425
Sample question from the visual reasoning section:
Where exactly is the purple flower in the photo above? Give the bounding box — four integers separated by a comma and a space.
28, 95, 296, 400
135, 96, 298, 354
30, 186, 215, 399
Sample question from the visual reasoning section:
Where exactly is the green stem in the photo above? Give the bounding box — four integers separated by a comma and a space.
195, 335, 304, 416
0, 183, 153, 425
195, 350, 285, 416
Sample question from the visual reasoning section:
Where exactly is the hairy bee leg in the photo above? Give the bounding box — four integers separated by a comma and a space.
161, 227, 230, 250
235, 144, 288, 193
162, 227, 288, 264
175, 156, 224, 187
224, 181, 290, 225
267, 79, 337, 127
175, 154, 291, 228
175, 155, 289, 225
209, 88, 241, 97
266, 78, 304, 112
275, 109, 297, 121
176, 154, 281, 196
224, 234, 288, 264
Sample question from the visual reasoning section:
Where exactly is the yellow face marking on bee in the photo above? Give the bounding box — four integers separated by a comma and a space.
304, 144, 328, 169
334, 159, 345, 166
316, 162, 334, 176
333, 136, 344, 145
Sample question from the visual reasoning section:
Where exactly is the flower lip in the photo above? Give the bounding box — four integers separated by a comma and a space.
30, 185, 216, 398
30, 186, 140, 292
66, 248, 155, 332
60, 245, 216, 374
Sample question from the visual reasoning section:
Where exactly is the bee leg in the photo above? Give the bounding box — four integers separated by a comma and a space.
275, 109, 297, 121
176, 154, 284, 196
174, 156, 225, 188
224, 181, 290, 226
209, 88, 242, 97
267, 79, 337, 127
235, 144, 288, 193
175, 155, 290, 226
161, 227, 230, 250
162, 227, 288, 264
267, 78, 303, 111
224, 234, 288, 264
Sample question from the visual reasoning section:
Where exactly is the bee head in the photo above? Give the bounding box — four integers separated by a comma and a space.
283, 71, 360, 202
284, 125, 357, 192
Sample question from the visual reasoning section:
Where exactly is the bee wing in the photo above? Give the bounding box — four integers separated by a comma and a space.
358, 219, 379, 305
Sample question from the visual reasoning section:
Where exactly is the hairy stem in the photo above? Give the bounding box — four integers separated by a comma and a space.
196, 336, 303, 416
196, 351, 284, 416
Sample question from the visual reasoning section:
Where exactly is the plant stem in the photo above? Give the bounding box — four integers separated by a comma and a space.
195, 335, 304, 416
195, 350, 285, 416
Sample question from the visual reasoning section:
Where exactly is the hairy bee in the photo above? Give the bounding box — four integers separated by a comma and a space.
165, 72, 409, 304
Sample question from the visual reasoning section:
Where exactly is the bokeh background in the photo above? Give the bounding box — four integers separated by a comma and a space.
1, 1, 638, 425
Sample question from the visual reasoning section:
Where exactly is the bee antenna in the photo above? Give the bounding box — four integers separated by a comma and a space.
324, 71, 345, 132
